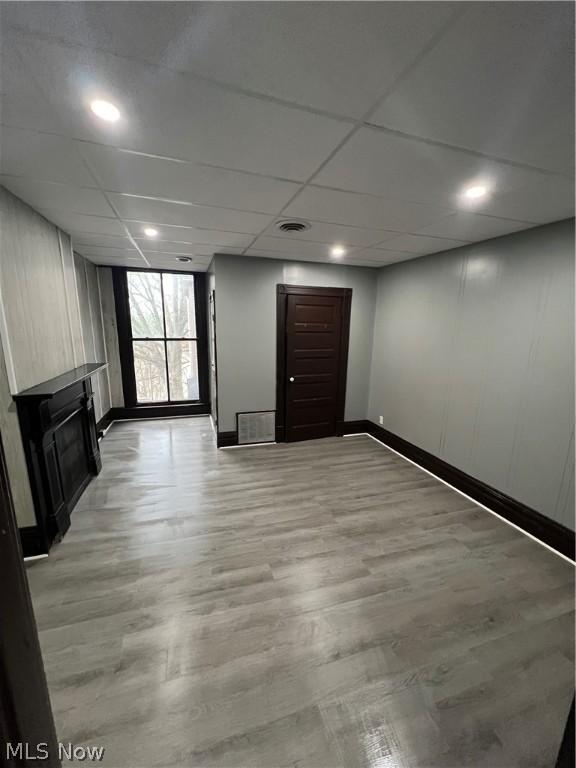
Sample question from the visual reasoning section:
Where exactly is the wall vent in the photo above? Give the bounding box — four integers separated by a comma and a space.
237, 411, 275, 445
275, 220, 310, 233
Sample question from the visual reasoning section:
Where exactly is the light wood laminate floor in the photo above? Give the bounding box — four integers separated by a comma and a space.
27, 417, 574, 767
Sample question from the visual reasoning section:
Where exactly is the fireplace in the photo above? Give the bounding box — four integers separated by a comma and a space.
14, 363, 106, 556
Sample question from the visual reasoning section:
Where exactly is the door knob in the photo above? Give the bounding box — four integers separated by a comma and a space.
289, 377, 295, 382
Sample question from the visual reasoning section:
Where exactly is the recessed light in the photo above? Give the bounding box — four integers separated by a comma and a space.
176, 256, 192, 263
331, 245, 346, 258
90, 99, 121, 123
463, 185, 489, 200
143, 227, 158, 238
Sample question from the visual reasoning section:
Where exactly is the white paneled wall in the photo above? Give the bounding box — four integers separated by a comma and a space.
0, 185, 112, 525
368, 219, 575, 529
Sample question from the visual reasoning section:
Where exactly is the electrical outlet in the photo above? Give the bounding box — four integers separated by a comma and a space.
379, 415, 384, 425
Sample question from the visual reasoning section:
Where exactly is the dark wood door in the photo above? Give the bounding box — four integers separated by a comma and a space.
0, 432, 60, 766
278, 286, 351, 442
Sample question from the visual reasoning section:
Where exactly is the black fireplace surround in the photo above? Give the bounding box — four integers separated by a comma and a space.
14, 363, 106, 557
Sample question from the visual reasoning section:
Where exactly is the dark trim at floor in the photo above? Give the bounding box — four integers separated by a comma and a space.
556, 697, 575, 768
341, 420, 575, 562
19, 526, 48, 558
97, 404, 210, 434
217, 430, 238, 448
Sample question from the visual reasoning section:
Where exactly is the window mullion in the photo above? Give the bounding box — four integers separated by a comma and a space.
160, 274, 171, 403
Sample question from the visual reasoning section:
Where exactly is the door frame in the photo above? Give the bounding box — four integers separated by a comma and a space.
275, 284, 352, 443
0, 431, 60, 766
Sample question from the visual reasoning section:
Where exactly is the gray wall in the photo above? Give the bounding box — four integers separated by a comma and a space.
368, 219, 575, 530
0, 186, 112, 525
214, 254, 377, 432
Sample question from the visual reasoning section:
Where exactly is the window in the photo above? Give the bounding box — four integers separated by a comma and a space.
116, 269, 208, 408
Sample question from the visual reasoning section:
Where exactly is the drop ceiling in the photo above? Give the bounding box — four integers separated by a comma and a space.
0, 2, 573, 273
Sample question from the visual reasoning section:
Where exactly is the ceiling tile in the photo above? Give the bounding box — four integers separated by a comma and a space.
371, 3, 575, 173
244, 248, 333, 265
0, 176, 114, 217
75, 246, 142, 260
134, 230, 252, 249
284, 186, 451, 232
11, 36, 350, 180
0, 126, 95, 186
480, 175, 575, 225
350, 247, 420, 266
261, 220, 393, 248
1, 2, 196, 63
158, 2, 456, 118
417, 213, 530, 242
127, 223, 253, 247
86, 256, 147, 268
314, 127, 537, 207
376, 233, 468, 255
35, 211, 126, 237
249, 236, 363, 260
79, 144, 301, 213
70, 233, 134, 248
112, 195, 272, 233
0, 35, 62, 134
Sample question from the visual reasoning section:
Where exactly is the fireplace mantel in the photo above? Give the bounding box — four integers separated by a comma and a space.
15, 363, 107, 556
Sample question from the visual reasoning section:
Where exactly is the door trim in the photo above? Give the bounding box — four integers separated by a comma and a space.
0, 432, 60, 766
275, 284, 352, 443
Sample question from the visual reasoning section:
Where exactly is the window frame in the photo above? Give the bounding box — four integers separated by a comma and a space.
113, 267, 209, 409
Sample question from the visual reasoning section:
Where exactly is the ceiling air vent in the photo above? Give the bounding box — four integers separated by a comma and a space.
275, 220, 310, 233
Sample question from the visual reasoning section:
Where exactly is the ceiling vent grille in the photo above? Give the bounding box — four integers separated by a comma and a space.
237, 411, 275, 445
275, 220, 310, 233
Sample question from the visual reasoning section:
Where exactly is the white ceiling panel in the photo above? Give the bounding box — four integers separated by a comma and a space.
249, 236, 363, 260
261, 220, 395, 248
75, 246, 142, 261
127, 223, 253, 248
143, 246, 235, 259
417, 213, 531, 242
79, 144, 301, 213
377, 233, 468, 255
284, 186, 451, 232
157, 2, 457, 118
109, 194, 272, 233
9, 36, 350, 181
84, 257, 147, 269
70, 233, 134, 249
313, 127, 537, 208
371, 3, 575, 174
480, 176, 575, 225
134, 231, 252, 249
143, 255, 212, 272
0, 126, 95, 186
0, 176, 114, 217
0, 35, 62, 135
132, 240, 197, 255
1, 2, 196, 63
350, 247, 422, 266
35, 211, 126, 237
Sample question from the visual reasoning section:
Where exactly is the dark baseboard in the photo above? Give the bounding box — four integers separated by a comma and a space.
341, 420, 575, 562
96, 409, 113, 437
217, 430, 238, 448
338, 419, 371, 436
19, 526, 48, 558
107, 404, 210, 423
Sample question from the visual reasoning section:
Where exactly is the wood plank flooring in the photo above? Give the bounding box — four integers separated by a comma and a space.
26, 417, 574, 767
